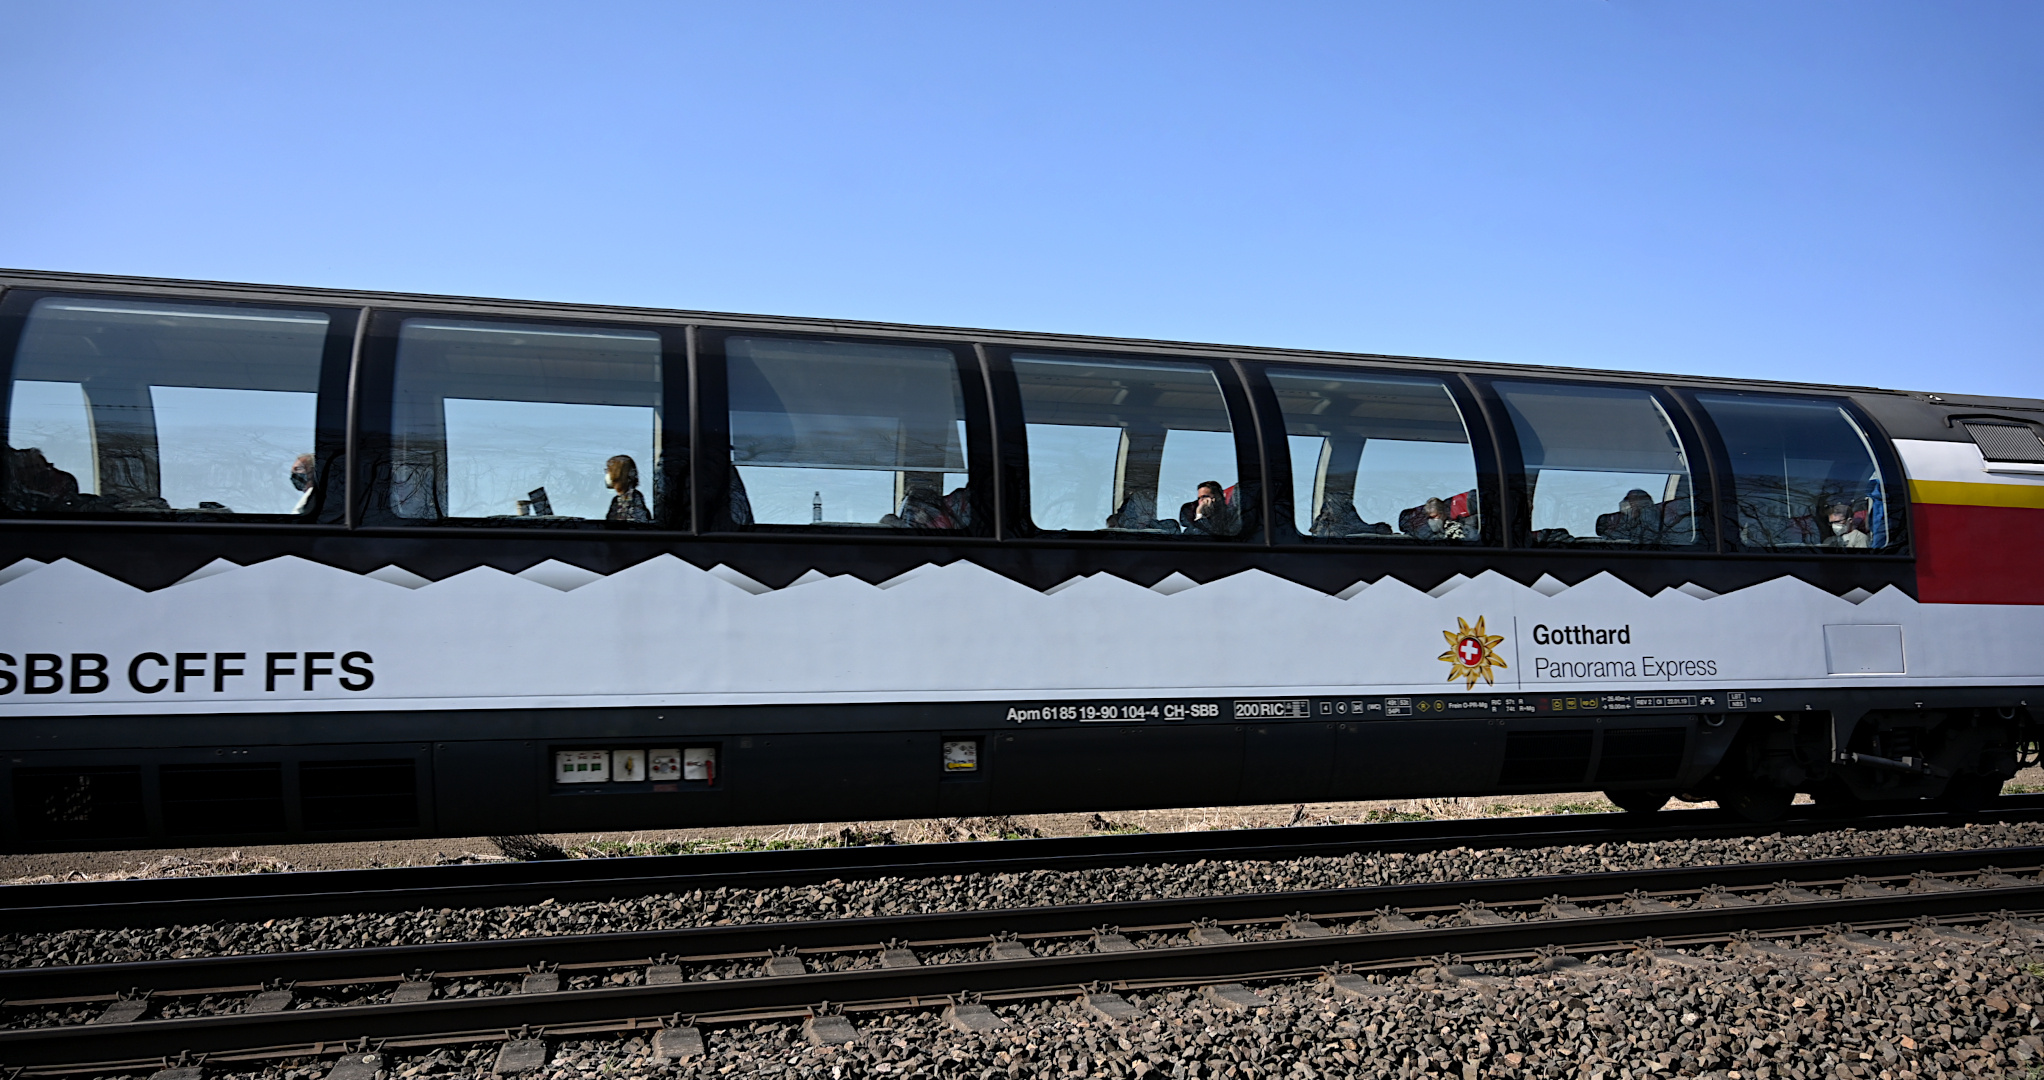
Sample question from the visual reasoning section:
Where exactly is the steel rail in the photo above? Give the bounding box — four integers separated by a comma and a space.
0, 911, 2003, 1080
1, 855, 2037, 1067
0, 934, 1942, 1080
6, 798, 2039, 933
1, 888, 2034, 1068
4, 844, 2037, 1003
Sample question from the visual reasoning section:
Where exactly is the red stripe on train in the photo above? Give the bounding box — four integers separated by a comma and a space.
1911, 502, 2044, 605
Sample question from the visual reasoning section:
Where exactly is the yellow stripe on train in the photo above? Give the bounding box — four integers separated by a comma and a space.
1908, 479, 2044, 509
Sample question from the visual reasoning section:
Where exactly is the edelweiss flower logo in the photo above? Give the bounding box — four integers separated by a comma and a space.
1439, 616, 1508, 688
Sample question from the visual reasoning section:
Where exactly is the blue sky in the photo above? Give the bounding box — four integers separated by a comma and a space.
2, 2, 2038, 398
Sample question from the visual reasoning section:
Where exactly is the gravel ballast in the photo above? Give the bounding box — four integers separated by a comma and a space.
4, 820, 2040, 969
54, 925, 2044, 1079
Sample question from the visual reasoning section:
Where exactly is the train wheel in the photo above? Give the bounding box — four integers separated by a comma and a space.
1603, 790, 1670, 814
1719, 786, 1795, 823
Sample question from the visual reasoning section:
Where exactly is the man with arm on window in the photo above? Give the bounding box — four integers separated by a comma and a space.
1180, 481, 1237, 536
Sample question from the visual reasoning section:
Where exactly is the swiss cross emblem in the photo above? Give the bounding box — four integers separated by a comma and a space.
1438, 616, 1508, 689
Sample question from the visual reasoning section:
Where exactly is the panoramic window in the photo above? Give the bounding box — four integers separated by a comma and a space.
3, 297, 328, 517
1494, 381, 1699, 547
1268, 369, 1479, 542
1014, 355, 1243, 537
1694, 392, 1891, 551
388, 319, 662, 524
726, 336, 969, 529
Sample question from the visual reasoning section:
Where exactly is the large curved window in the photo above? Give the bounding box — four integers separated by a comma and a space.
1495, 381, 1700, 548
4, 297, 329, 518
1269, 369, 1479, 542
1015, 355, 1243, 537
725, 336, 970, 530
389, 319, 663, 525
1695, 392, 1892, 551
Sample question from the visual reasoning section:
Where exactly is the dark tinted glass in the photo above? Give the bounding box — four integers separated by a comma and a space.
1695, 392, 1891, 550
1268, 369, 1478, 542
388, 319, 662, 524
726, 336, 969, 529
1014, 355, 1242, 537
5, 297, 328, 517
1495, 381, 1699, 547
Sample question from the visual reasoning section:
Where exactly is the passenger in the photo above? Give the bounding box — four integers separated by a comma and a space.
1179, 481, 1237, 536
1412, 496, 1467, 541
605, 454, 652, 523
1599, 488, 1659, 542
3, 447, 81, 510
884, 489, 941, 529
884, 485, 972, 529
941, 486, 971, 529
290, 453, 317, 515
1825, 502, 1869, 549
1308, 492, 1389, 537
1308, 493, 1361, 537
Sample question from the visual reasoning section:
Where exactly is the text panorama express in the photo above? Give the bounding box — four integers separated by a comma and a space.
0, 651, 374, 695
1531, 656, 1719, 680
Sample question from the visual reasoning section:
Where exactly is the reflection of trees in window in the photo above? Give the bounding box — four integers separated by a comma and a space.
1269, 370, 1478, 542
387, 449, 442, 520
1014, 356, 1241, 538
1023, 424, 1121, 532
6, 381, 98, 496
1695, 393, 1888, 551
4, 298, 328, 517
1493, 381, 1699, 548
1725, 474, 1858, 548
442, 400, 655, 519
158, 424, 307, 513
726, 337, 968, 529
153, 388, 317, 514
389, 320, 663, 524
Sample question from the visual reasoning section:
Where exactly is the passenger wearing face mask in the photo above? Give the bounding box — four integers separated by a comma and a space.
1408, 496, 1468, 541
605, 454, 652, 523
1824, 501, 1869, 549
290, 453, 316, 515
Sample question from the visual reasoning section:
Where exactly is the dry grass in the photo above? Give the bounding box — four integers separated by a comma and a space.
5, 850, 300, 885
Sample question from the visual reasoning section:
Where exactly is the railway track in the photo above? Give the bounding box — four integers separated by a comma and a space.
8, 796, 2042, 933
4, 844, 2040, 1076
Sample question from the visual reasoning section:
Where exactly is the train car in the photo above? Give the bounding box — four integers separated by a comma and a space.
1, 269, 2039, 850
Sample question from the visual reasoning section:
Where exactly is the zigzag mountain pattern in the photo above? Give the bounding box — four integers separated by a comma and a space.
1, 553, 2033, 720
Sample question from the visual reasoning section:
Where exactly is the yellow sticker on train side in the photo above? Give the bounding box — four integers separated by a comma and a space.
1907, 479, 2044, 509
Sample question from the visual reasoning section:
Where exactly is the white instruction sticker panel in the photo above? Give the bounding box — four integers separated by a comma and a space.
555, 750, 610, 783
